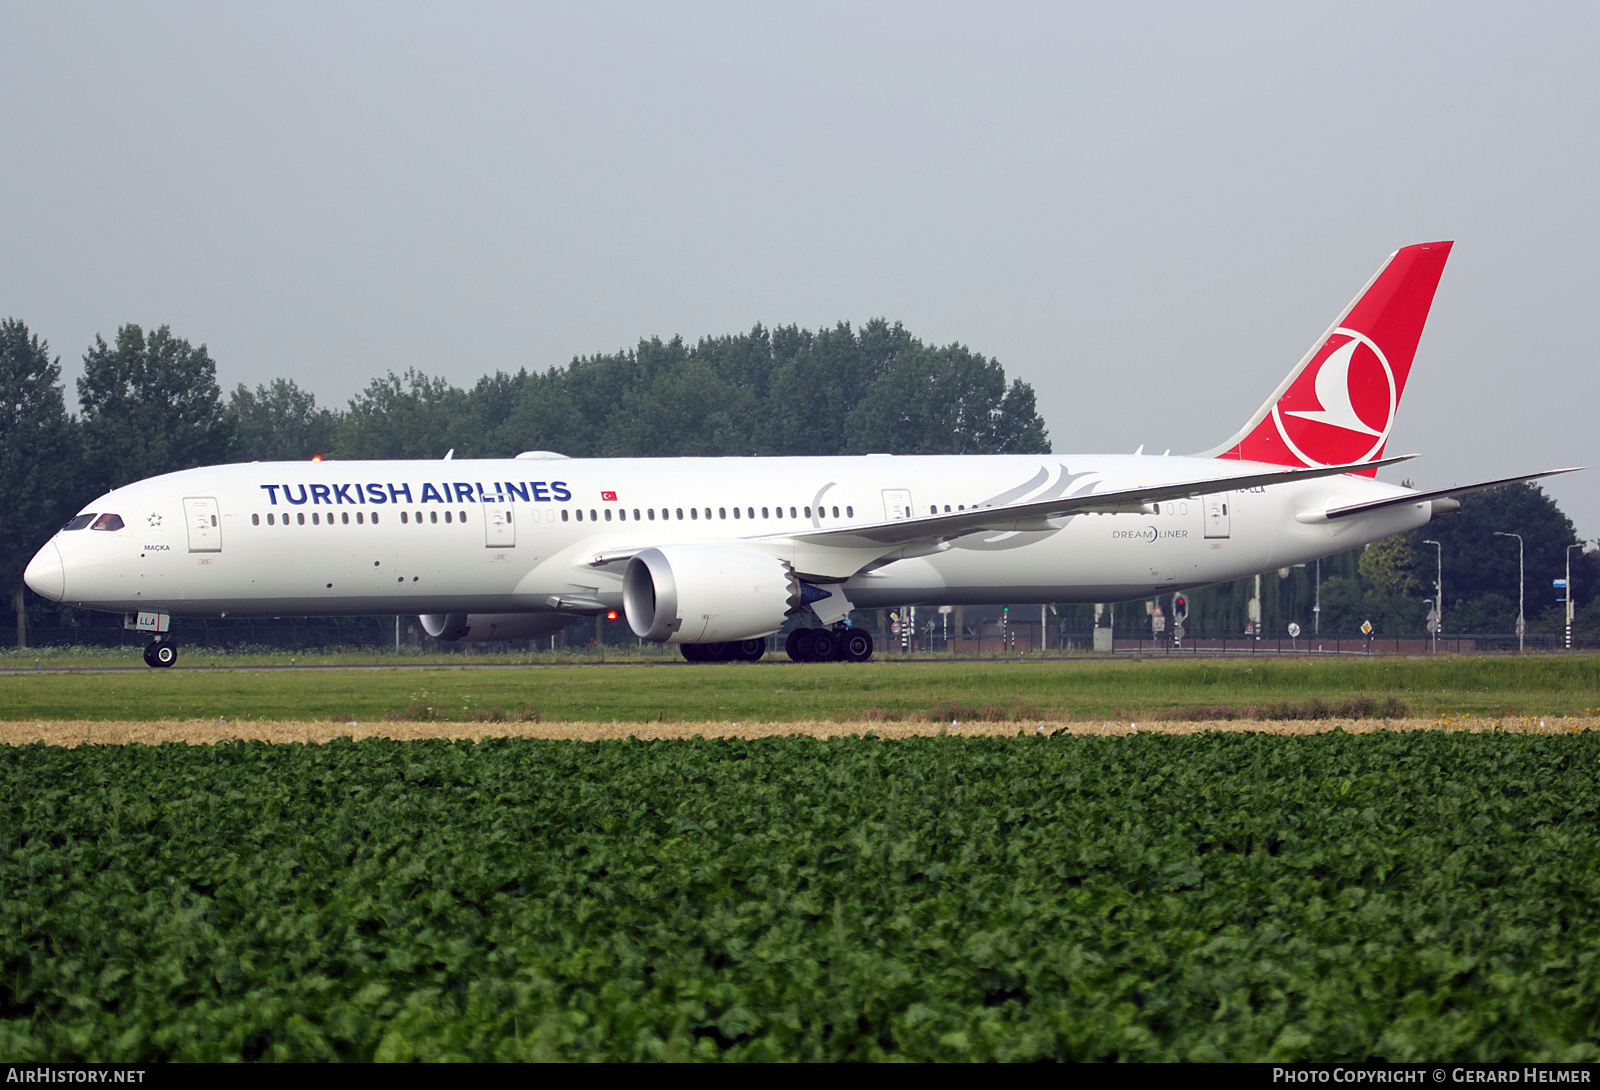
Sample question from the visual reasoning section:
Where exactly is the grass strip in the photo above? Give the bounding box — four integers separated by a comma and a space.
2, 656, 1598, 722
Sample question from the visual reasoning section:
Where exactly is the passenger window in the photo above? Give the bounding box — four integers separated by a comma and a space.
459, 511, 466, 522
430, 511, 438, 524
62, 513, 95, 531
761, 507, 768, 518
297, 513, 305, 525
341, 512, 350, 525
252, 514, 260, 526
747, 507, 754, 519
944, 505, 950, 513
647, 509, 655, 520
618, 509, 626, 521
846, 506, 853, 517
356, 511, 364, 524
267, 513, 275, 525
633, 509, 640, 521
312, 513, 320, 525
676, 508, 683, 520
562, 510, 569, 522
401, 511, 409, 524
605, 509, 612, 522
732, 507, 739, 519
719, 508, 726, 519
804, 507, 811, 518
832, 506, 839, 518
445, 511, 453, 524
590, 510, 597, 521
790, 507, 797, 518
690, 508, 698, 520
372, 512, 379, 524
575, 510, 583, 521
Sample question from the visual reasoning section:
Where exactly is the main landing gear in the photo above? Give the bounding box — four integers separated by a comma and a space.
786, 626, 873, 663
142, 639, 177, 668
680, 639, 767, 663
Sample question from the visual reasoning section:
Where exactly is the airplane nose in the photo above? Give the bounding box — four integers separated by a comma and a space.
23, 543, 64, 602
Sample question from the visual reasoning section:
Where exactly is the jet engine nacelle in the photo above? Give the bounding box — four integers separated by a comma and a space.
420, 612, 570, 642
623, 545, 797, 643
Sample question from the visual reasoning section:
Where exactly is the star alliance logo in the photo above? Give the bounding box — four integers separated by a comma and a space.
146, 512, 162, 528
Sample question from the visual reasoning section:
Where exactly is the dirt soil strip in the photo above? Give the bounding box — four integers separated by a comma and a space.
1, 717, 1596, 747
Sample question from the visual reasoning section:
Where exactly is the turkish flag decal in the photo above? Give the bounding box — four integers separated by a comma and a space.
600, 491, 617, 502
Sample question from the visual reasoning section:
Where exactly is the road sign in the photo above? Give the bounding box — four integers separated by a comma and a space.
1515, 618, 1526, 637
890, 622, 901, 635
1426, 618, 1438, 634
1360, 620, 1373, 635
1287, 622, 1301, 638
1554, 579, 1568, 588
1172, 622, 1185, 643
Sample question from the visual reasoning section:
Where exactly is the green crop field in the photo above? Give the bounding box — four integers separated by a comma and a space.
4, 731, 1600, 1061
1, 655, 1598, 723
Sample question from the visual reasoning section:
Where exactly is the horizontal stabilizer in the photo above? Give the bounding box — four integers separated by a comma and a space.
1320, 467, 1586, 521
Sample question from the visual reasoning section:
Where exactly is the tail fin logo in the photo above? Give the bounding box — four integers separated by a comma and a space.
1272, 328, 1396, 466
1205, 241, 1451, 474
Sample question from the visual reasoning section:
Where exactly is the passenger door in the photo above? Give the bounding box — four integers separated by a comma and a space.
183, 497, 221, 552
483, 496, 515, 548
1203, 493, 1230, 539
882, 489, 914, 521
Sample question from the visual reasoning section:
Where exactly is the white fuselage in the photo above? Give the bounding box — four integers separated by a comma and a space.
29, 453, 1429, 620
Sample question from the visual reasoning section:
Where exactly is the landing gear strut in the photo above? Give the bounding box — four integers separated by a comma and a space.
143, 639, 177, 668
786, 626, 873, 663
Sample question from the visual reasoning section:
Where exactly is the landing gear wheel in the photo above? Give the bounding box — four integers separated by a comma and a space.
843, 630, 874, 662
809, 630, 838, 661
785, 629, 809, 661
144, 640, 177, 668
735, 638, 766, 662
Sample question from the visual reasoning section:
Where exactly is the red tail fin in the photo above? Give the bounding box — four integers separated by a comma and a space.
1209, 241, 1452, 476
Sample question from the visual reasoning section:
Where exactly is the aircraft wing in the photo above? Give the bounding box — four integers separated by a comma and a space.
1317, 467, 1587, 521
787, 453, 1419, 551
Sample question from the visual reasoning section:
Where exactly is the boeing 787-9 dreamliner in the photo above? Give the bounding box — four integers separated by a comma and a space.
23, 241, 1579, 665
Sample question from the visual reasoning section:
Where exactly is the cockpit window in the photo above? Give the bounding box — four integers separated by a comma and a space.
62, 514, 96, 531
90, 513, 125, 531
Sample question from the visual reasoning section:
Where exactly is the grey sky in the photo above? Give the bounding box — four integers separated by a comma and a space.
4, 1, 1596, 540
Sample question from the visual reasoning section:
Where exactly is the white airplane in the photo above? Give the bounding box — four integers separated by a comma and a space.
23, 241, 1578, 667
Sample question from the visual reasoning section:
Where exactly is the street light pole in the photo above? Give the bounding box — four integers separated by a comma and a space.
1566, 542, 1585, 650
1313, 556, 1321, 638
1422, 539, 1442, 654
1494, 531, 1525, 653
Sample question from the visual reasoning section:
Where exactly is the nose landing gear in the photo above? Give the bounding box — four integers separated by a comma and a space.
142, 640, 177, 668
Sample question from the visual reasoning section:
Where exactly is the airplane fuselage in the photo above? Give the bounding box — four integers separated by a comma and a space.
29, 453, 1429, 620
